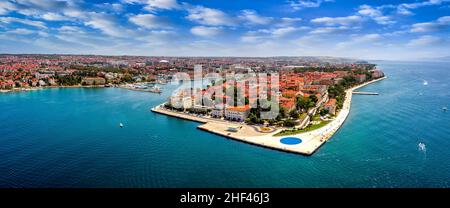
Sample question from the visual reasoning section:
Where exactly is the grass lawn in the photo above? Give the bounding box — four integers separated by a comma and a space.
274, 120, 331, 136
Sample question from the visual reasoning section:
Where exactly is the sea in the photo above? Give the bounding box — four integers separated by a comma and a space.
0, 61, 449, 188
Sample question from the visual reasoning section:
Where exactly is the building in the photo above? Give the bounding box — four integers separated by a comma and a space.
169, 95, 192, 110
355, 74, 366, 83
225, 105, 251, 122
82, 77, 106, 85
324, 98, 337, 115
371, 70, 384, 79
211, 104, 225, 118
280, 97, 296, 111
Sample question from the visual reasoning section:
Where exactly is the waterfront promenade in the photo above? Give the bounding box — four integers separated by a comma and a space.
151, 76, 386, 156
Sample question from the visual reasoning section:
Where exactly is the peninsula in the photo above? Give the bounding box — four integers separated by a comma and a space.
152, 61, 386, 156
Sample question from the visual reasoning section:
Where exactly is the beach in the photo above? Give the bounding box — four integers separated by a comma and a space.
152, 76, 387, 155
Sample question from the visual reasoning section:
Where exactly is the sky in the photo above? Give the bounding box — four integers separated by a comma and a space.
0, 0, 449, 60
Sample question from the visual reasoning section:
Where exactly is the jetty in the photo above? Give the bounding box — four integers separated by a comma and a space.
352, 92, 379, 95
151, 76, 387, 156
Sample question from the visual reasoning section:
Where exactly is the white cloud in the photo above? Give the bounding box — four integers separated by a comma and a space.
129, 14, 171, 29
357, 5, 395, 25
1, 0, 74, 16
337, 33, 382, 48
271, 27, 302, 37
5, 28, 35, 35
311, 15, 362, 26
241, 34, 264, 43
397, 0, 450, 15
95, 3, 124, 13
241, 26, 308, 43
84, 13, 132, 37
0, 1, 17, 15
288, 0, 334, 11
239, 10, 273, 25
40, 12, 71, 21
277, 17, 302, 27
59, 25, 85, 33
143, 0, 180, 11
407, 35, 443, 47
411, 16, 450, 32
0, 17, 47, 28
186, 6, 236, 26
190, 26, 223, 37
309, 26, 351, 34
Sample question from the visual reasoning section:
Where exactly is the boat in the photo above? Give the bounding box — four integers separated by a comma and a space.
149, 85, 162, 93
134, 84, 148, 89
423, 80, 428, 86
443, 107, 448, 111
418, 142, 426, 152
119, 123, 123, 128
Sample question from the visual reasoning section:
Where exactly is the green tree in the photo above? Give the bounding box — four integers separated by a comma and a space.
283, 119, 297, 127
309, 94, 318, 104
289, 110, 299, 119
319, 109, 329, 116
296, 97, 310, 111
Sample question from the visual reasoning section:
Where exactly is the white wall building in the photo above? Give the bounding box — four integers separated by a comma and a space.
225, 105, 250, 122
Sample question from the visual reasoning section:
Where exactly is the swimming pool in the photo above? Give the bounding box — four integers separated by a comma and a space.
280, 137, 302, 145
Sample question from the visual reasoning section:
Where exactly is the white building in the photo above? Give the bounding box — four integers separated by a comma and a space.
169, 95, 192, 110
225, 105, 251, 122
211, 104, 225, 118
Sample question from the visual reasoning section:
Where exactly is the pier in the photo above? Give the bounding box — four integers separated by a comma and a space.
352, 92, 379, 95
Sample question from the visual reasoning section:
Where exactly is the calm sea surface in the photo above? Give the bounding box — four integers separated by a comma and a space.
0, 61, 449, 188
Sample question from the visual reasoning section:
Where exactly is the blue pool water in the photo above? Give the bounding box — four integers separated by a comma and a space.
0, 61, 449, 187
280, 137, 302, 145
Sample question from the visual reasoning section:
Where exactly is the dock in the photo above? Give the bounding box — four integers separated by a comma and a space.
352, 92, 379, 95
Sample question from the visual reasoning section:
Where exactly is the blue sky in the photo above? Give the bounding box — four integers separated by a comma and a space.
0, 0, 449, 60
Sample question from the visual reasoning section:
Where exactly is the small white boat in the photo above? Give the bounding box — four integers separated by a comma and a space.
418, 142, 426, 152
423, 80, 428, 86
443, 107, 448, 111
119, 123, 124, 128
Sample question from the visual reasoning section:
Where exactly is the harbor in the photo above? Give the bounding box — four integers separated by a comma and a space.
120, 83, 162, 93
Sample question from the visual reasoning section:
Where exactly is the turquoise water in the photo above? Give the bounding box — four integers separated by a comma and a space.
0, 61, 449, 188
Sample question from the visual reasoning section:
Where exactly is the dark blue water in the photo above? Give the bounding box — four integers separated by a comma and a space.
0, 61, 449, 188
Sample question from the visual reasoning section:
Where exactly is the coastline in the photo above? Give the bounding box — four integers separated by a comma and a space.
152, 76, 387, 156
0, 85, 107, 93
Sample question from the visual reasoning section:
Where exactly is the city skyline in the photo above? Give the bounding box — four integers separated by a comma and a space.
0, 0, 449, 60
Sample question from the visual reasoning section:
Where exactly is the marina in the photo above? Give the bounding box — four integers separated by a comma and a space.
120, 83, 162, 93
